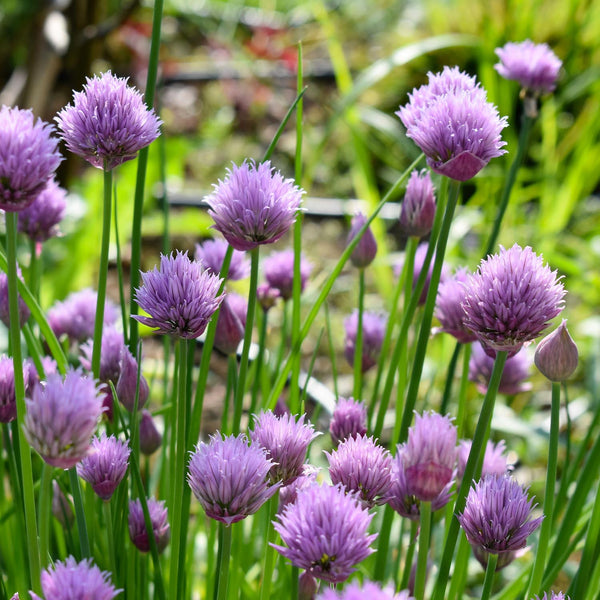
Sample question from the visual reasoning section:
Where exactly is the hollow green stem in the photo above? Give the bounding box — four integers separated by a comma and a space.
216, 523, 233, 600
103, 501, 117, 582
373, 504, 394, 582
38, 464, 53, 568
446, 533, 470, 600
69, 467, 90, 557
480, 553, 498, 600
259, 495, 279, 600
28, 239, 41, 301
250, 310, 269, 416
399, 520, 419, 591
222, 355, 237, 433
414, 501, 432, 600
353, 269, 366, 400
439, 343, 462, 416
455, 342, 472, 438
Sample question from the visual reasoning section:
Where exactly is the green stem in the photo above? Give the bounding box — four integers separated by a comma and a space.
353, 269, 366, 400
69, 467, 90, 557
28, 239, 41, 301
455, 342, 472, 438
414, 501, 432, 600
5, 212, 41, 594
446, 532, 470, 600
373, 504, 394, 582
259, 495, 279, 600
103, 501, 117, 582
439, 343, 462, 416
291, 565, 299, 600
250, 310, 269, 417
112, 183, 129, 342
480, 553, 498, 600
216, 523, 233, 600
38, 464, 53, 568
222, 355, 237, 433
430, 351, 507, 600
400, 519, 419, 591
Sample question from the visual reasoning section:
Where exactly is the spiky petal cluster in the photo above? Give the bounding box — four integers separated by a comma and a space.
347, 212, 378, 268
457, 439, 510, 482
326, 435, 393, 508
318, 581, 413, 600
55, 71, 161, 171
0, 355, 29, 423
534, 319, 578, 382
77, 433, 130, 500
458, 474, 543, 570
134, 251, 224, 339
250, 410, 318, 485
462, 245, 565, 357
29, 556, 120, 600
402, 412, 457, 502
329, 397, 368, 445
344, 310, 386, 372
495, 40, 562, 94
188, 433, 279, 525
17, 178, 67, 242
24, 369, 103, 469
128, 497, 170, 553
534, 593, 569, 600
469, 342, 532, 395
399, 170, 436, 238
0, 106, 62, 212
207, 160, 304, 251
0, 266, 30, 328
434, 267, 477, 343
397, 66, 507, 181
272, 483, 377, 583
278, 464, 320, 512
195, 238, 250, 280
263, 249, 312, 301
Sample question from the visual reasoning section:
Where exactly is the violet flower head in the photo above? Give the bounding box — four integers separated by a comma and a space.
29, 556, 120, 600
457, 439, 510, 482
495, 40, 562, 95
397, 66, 508, 181
272, 483, 377, 583
263, 249, 312, 301
344, 310, 386, 372
347, 212, 378, 268
115, 346, 150, 412
318, 581, 413, 600
134, 251, 224, 339
17, 178, 67, 242
534, 594, 569, 600
534, 319, 578, 382
128, 497, 170, 553
329, 396, 368, 446
0, 266, 30, 328
24, 369, 103, 469
25, 356, 58, 397
55, 71, 161, 171
0, 355, 29, 423
195, 238, 250, 280
326, 434, 393, 508
250, 410, 319, 485
462, 244, 565, 357
139, 409, 162, 455
458, 474, 543, 570
188, 433, 279, 525
399, 170, 436, 238
257, 283, 280, 312
278, 464, 320, 512
434, 267, 477, 344
402, 411, 457, 502
214, 295, 245, 355
80, 327, 125, 384
469, 342, 532, 395
0, 106, 62, 212
207, 160, 304, 251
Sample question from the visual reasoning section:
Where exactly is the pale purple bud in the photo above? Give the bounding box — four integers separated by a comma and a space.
434, 268, 477, 343
318, 581, 413, 599
214, 296, 245, 355
344, 310, 386, 372
0, 266, 30, 328
139, 410, 162, 455
534, 319, 578, 382
257, 283, 280, 312
457, 439, 510, 482
263, 249, 312, 301
128, 497, 170, 553
0, 355, 29, 423
116, 347, 149, 411
195, 238, 250, 280
329, 397, 368, 445
346, 212, 377, 268
399, 170, 436, 238
17, 178, 67, 242
299, 571, 318, 600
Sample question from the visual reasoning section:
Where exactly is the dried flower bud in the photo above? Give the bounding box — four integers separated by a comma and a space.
534, 319, 578, 382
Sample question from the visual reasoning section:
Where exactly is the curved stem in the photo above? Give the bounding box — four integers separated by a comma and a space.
481, 553, 498, 600
353, 269, 365, 400
414, 501, 432, 600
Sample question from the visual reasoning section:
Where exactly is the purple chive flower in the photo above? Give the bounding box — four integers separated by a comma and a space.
55, 71, 161, 171
457, 439, 510, 482
17, 178, 67, 242
29, 556, 120, 600
0, 355, 29, 423
77, 433, 130, 500
115, 346, 150, 411
278, 464, 320, 512
347, 212, 378, 268
257, 283, 280, 312
0, 106, 62, 212
188, 433, 280, 525
535, 593, 569, 600
272, 483, 377, 583
139, 409, 162, 455
25, 356, 58, 397
402, 411, 457, 502
195, 238, 250, 280
214, 296, 245, 355
462, 245, 565, 357
207, 160, 303, 251
48, 288, 119, 344
434, 268, 477, 344
329, 397, 368, 446
250, 410, 318, 485
24, 369, 103, 469
344, 310, 386, 372
128, 497, 170, 553
0, 266, 30, 328
399, 170, 436, 238
134, 251, 224, 339
469, 342, 532, 395
52, 480, 74, 528
495, 40, 562, 95
397, 66, 508, 181
263, 249, 312, 301
318, 581, 413, 600
458, 474, 543, 570
326, 434, 393, 508
534, 319, 578, 382
81, 327, 125, 385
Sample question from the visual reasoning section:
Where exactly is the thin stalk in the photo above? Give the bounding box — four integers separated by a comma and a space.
400, 520, 419, 591
525, 381, 561, 598
439, 343, 462, 416
28, 239, 41, 301
69, 467, 90, 557
222, 355, 237, 433
446, 533, 470, 600
373, 505, 394, 581
353, 269, 366, 400
414, 501, 432, 600
480, 553, 498, 600
216, 523, 233, 600
5, 212, 40, 594
112, 183, 129, 342
291, 566, 299, 600
455, 342, 472, 438
259, 495, 279, 600
430, 351, 508, 600
38, 464, 53, 568
103, 502, 117, 582
324, 303, 339, 401
250, 310, 269, 416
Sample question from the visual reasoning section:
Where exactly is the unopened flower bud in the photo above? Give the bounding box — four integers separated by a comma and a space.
347, 212, 378, 268
534, 319, 578, 382
139, 410, 162, 455
399, 170, 436, 238
214, 296, 245, 355
298, 570, 318, 600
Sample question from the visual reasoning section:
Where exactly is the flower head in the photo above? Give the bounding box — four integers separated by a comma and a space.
128, 497, 170, 553
115, 346, 150, 411
469, 342, 532, 394
195, 238, 250, 280
0, 106, 62, 212
329, 396, 368, 445
257, 283, 280, 312
397, 66, 507, 181
434, 267, 477, 343
77, 433, 130, 500
17, 178, 67, 242
24, 369, 103, 468
495, 40, 562, 95
263, 249, 312, 301
207, 160, 303, 251
534, 593, 569, 600
55, 71, 161, 170
344, 310, 386, 372
457, 439, 510, 482
278, 464, 320, 512
462, 245, 565, 357
250, 410, 318, 485
272, 483, 377, 583
214, 295, 245, 355
399, 170, 436, 238
0, 265, 30, 328
80, 327, 125, 384
0, 355, 29, 423
134, 251, 224, 339
326, 435, 393, 508
318, 581, 413, 600
458, 474, 543, 570
534, 319, 578, 382
188, 433, 279, 525
347, 212, 378, 268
